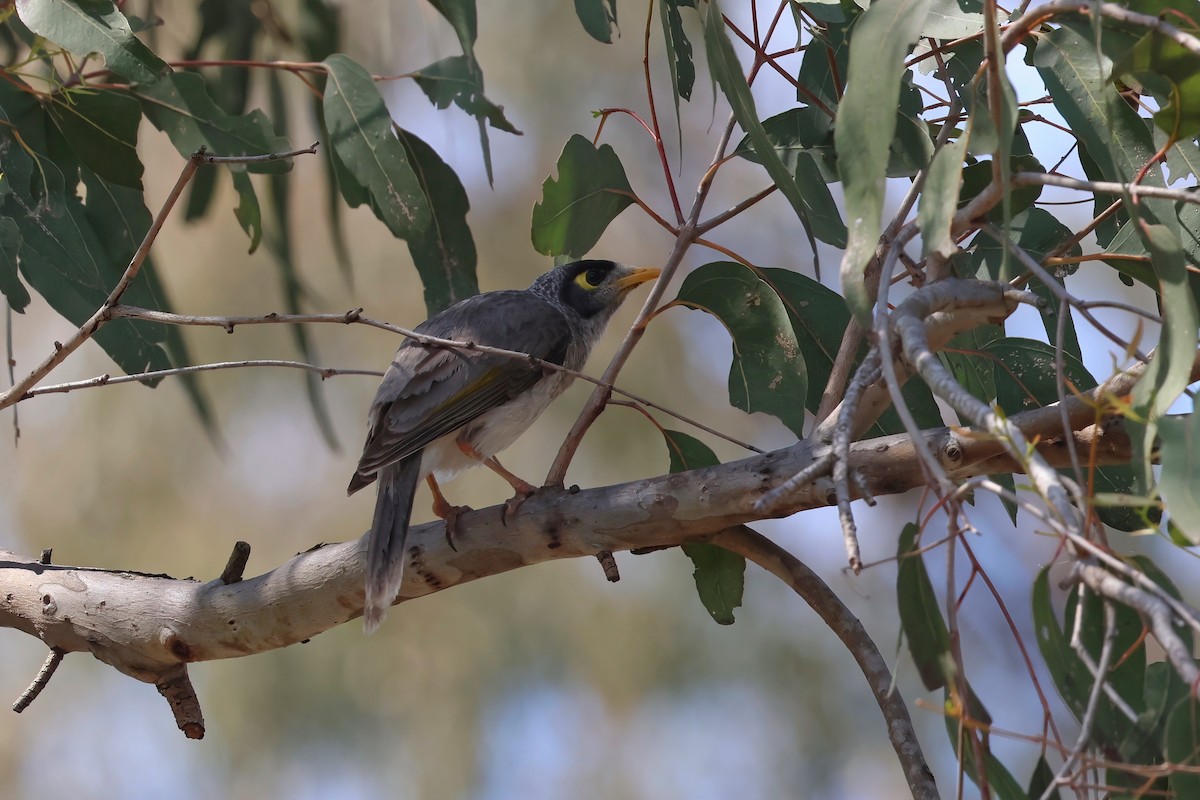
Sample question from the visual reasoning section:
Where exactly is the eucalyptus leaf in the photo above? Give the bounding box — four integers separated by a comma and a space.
16, 0, 169, 84
834, 0, 931, 321
323, 54, 431, 240
670, 262, 808, 437
531, 134, 634, 258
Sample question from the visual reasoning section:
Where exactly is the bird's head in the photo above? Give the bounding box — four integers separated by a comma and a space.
532, 260, 661, 324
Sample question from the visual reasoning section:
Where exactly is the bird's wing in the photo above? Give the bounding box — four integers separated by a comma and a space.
351, 292, 572, 481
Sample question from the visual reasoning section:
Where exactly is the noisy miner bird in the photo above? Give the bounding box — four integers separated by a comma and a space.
348, 260, 661, 632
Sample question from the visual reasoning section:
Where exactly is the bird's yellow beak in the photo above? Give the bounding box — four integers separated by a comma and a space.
614, 266, 662, 291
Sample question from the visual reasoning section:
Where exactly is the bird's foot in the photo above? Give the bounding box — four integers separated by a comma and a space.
438, 503, 473, 551
501, 480, 538, 527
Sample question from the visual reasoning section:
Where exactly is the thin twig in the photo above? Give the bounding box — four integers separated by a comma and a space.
12, 649, 65, 713
101, 306, 763, 454
545, 114, 742, 487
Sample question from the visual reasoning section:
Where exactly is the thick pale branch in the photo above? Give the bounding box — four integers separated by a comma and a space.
0, 406, 1144, 677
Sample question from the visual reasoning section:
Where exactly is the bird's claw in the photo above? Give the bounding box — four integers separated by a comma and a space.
440, 504, 472, 551
500, 484, 537, 527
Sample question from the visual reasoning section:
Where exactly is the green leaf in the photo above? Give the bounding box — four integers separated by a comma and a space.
230, 171, 261, 254
1034, 23, 1161, 190
574, 0, 617, 43
670, 262, 808, 437
921, 0, 983, 39
1165, 697, 1200, 797
834, 0, 931, 321
756, 267, 942, 434
1034, 568, 1149, 751
16, 0, 170, 84
660, 0, 695, 102
939, 324, 1000, 407
413, 55, 520, 135
1026, 755, 1060, 800
796, 18, 850, 108
661, 427, 719, 473
1159, 412, 1200, 544
531, 134, 634, 258
0, 217, 30, 312
396, 128, 480, 315
658, 429, 745, 626
919, 138, 968, 259
702, 0, 845, 251
299, 0, 341, 62
79, 169, 214, 429
4, 160, 171, 379
1116, 31, 1200, 139
322, 53, 431, 240
47, 89, 142, 188
681, 541, 745, 625
733, 114, 847, 247
984, 338, 1092, 417
1033, 567, 1089, 720
976, 208, 1081, 358
943, 682, 1027, 800
137, 71, 291, 173
1130, 224, 1199, 490
897, 522, 952, 690
425, 0, 476, 57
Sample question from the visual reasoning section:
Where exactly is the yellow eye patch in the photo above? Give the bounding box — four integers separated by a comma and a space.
573, 267, 608, 289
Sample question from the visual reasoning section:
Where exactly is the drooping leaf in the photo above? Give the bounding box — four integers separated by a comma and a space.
413, 56, 520, 136
322, 53, 430, 240
796, 18, 850, 109
971, 208, 1082, 358
669, 262, 808, 437
1026, 755, 1061, 800
943, 681, 1027, 800
919, 138, 968, 260
395, 128, 479, 315
423, 0, 512, 184
47, 89, 142, 188
0, 218, 30, 312
79, 169, 214, 429
681, 540, 745, 625
228, 170, 261, 254
733, 119, 847, 247
659, 0, 695, 103
702, 0, 845, 252
137, 71, 291, 173
920, 0, 983, 39
757, 267, 941, 433
4, 159, 171, 379
16, 0, 170, 84
531, 134, 634, 258
574, 0, 618, 43
1159, 412, 1200, 544
658, 428, 745, 626
1129, 224, 1199, 491
1165, 697, 1200, 797
425, 0, 476, 57
1116, 30, 1200, 140
897, 522, 953, 690
834, 0, 931, 321
1033, 568, 1150, 752
662, 426, 719, 474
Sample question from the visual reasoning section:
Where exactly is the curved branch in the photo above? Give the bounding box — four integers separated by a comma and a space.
711, 526, 938, 800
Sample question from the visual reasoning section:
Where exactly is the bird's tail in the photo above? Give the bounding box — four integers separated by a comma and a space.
362, 456, 422, 634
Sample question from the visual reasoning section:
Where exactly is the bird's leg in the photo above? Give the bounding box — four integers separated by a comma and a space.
455, 439, 538, 525
427, 475, 469, 551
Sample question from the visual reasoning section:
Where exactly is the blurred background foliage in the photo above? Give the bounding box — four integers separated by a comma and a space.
0, 1, 1197, 799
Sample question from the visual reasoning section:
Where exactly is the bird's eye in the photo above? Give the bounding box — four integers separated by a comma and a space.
584, 267, 607, 286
